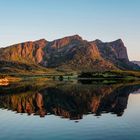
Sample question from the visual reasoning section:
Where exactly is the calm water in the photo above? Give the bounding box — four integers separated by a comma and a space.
0, 81, 140, 140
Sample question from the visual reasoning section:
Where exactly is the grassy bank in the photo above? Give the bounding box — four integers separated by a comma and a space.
78, 70, 140, 81
0, 70, 140, 84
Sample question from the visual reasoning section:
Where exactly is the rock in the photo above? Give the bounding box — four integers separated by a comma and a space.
0, 35, 139, 71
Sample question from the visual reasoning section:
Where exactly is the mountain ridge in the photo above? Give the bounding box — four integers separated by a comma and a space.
0, 35, 139, 72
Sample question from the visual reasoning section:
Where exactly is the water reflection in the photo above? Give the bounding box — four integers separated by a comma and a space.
0, 81, 140, 120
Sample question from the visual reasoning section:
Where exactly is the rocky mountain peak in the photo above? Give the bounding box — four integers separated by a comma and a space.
94, 39, 103, 44
48, 35, 83, 49
0, 35, 139, 71
109, 39, 125, 47
70, 34, 83, 40
34, 39, 48, 48
35, 39, 47, 43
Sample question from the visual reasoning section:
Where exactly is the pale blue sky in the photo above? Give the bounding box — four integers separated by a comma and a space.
0, 0, 140, 60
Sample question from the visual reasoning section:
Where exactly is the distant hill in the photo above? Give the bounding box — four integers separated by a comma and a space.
132, 61, 140, 67
0, 35, 139, 72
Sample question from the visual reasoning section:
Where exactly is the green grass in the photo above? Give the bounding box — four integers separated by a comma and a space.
1, 62, 140, 83
78, 70, 140, 81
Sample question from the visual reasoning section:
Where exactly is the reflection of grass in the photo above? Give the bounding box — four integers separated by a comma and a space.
0, 80, 58, 95
1, 78, 140, 97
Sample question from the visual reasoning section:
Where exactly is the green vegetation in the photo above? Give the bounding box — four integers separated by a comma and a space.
1, 70, 140, 82
1, 60, 140, 84
78, 70, 140, 81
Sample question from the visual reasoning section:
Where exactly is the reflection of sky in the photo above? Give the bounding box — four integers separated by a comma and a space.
0, 93, 140, 140
0, 0, 140, 60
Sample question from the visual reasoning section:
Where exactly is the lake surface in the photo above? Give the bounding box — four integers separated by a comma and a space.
0, 80, 140, 140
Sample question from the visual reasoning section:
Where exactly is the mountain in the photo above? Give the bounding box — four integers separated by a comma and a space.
0, 35, 139, 72
132, 61, 140, 66
92, 39, 139, 70
0, 60, 49, 74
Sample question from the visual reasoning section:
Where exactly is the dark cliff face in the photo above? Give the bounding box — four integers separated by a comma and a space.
94, 39, 129, 61
92, 39, 139, 70
0, 35, 139, 71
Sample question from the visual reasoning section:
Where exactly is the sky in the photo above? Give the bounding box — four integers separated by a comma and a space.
0, 0, 140, 60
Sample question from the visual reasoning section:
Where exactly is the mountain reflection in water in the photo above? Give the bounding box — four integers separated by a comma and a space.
0, 81, 140, 120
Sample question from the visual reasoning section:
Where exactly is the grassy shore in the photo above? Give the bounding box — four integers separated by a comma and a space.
78, 70, 140, 80
0, 70, 140, 84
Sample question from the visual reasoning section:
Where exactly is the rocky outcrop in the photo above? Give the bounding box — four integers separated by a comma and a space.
0, 35, 139, 71
0, 39, 48, 64
93, 39, 129, 61
92, 39, 139, 70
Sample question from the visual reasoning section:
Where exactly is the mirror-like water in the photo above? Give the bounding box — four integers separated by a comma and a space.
0, 81, 140, 140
